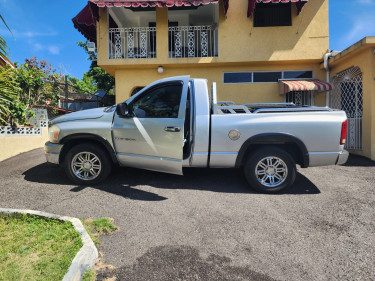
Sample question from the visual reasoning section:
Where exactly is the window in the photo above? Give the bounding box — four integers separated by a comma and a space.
284, 71, 313, 79
223, 70, 313, 84
131, 84, 182, 118
253, 72, 282, 83
223, 72, 252, 84
254, 3, 292, 27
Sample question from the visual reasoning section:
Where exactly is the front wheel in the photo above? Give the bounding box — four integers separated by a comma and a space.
244, 146, 296, 193
64, 143, 112, 185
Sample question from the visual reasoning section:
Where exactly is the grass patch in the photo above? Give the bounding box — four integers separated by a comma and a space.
81, 218, 119, 281
82, 269, 96, 281
0, 213, 83, 281
81, 218, 118, 247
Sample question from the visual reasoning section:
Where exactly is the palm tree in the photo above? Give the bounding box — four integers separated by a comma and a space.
0, 69, 16, 125
0, 15, 14, 125
0, 14, 11, 58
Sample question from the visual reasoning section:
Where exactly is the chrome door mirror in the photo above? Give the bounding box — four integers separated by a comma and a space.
116, 103, 131, 118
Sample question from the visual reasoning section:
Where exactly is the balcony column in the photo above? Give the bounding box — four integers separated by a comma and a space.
97, 7, 108, 65
156, 6, 168, 61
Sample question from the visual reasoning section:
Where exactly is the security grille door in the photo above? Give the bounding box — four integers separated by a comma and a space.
331, 67, 363, 150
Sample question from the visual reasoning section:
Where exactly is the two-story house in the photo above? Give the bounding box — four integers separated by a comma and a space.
74, 0, 330, 105
73, 0, 375, 161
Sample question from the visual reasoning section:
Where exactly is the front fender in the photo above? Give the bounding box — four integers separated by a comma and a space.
59, 133, 118, 165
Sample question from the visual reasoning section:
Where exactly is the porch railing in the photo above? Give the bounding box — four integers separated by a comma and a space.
109, 27, 156, 59
168, 25, 218, 58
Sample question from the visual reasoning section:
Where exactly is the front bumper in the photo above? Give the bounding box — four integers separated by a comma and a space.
336, 150, 349, 165
44, 141, 63, 165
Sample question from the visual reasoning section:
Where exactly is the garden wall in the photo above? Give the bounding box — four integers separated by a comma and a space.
0, 127, 49, 162
0, 108, 49, 162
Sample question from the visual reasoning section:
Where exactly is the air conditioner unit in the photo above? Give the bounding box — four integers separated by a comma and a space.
87, 42, 96, 53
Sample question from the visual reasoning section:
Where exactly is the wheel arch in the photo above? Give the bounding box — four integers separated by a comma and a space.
235, 133, 309, 168
59, 133, 118, 165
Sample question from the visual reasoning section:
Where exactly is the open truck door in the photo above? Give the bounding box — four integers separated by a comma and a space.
112, 76, 190, 175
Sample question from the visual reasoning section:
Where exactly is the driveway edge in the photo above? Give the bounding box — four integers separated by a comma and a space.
0, 208, 98, 281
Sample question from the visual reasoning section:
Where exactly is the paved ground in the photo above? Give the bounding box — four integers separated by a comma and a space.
0, 148, 374, 281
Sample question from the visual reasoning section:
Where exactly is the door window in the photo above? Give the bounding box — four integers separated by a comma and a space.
131, 84, 183, 118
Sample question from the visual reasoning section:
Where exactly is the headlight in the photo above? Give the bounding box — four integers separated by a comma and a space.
48, 125, 60, 143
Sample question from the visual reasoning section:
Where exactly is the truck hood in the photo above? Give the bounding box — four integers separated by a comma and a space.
51, 107, 112, 125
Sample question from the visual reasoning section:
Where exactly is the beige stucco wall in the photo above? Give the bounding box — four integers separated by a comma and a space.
329, 38, 375, 160
115, 62, 327, 105
0, 128, 49, 162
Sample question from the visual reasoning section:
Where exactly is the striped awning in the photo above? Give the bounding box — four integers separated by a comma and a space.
90, 0, 219, 8
279, 79, 333, 95
72, 2, 99, 43
248, 0, 308, 17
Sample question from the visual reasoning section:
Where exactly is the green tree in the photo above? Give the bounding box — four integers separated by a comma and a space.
77, 41, 115, 94
69, 73, 97, 94
14, 57, 61, 111
2, 57, 63, 125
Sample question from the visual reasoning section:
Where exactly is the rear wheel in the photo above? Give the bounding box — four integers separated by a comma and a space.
64, 143, 112, 185
244, 146, 296, 193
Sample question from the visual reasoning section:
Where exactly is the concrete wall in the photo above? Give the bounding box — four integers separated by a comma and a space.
329, 38, 375, 160
0, 128, 49, 162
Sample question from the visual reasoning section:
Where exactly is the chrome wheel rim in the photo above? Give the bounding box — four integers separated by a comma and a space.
255, 156, 288, 187
71, 152, 102, 181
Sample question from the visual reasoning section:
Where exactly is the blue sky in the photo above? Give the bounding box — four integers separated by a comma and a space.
1, 0, 374, 79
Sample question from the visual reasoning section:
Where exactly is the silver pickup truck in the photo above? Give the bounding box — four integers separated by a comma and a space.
45, 76, 348, 193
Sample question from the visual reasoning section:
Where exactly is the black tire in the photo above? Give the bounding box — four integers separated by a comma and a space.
64, 143, 112, 185
243, 146, 296, 193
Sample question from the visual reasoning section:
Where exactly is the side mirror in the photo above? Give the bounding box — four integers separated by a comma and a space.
116, 103, 130, 118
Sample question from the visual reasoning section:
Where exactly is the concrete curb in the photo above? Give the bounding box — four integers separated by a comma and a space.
0, 208, 98, 281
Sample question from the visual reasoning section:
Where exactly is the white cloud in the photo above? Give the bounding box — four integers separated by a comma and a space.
33, 43, 43, 51
357, 0, 374, 3
0, 29, 58, 39
19, 31, 58, 38
47, 46, 60, 55
339, 13, 375, 47
33, 43, 61, 55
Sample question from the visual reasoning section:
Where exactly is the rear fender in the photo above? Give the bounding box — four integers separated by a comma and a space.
235, 133, 309, 168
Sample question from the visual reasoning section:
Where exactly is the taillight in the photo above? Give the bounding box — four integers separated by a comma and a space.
340, 120, 348, 145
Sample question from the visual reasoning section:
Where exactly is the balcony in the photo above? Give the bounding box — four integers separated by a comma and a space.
168, 25, 218, 58
109, 27, 156, 59
107, 3, 219, 60
108, 25, 218, 59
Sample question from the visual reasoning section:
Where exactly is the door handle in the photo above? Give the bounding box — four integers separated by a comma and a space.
164, 126, 181, 132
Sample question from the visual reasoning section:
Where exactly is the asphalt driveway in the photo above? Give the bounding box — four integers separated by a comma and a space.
0, 148, 374, 280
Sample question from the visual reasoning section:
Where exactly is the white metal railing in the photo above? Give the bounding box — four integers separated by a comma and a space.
109, 27, 156, 59
168, 25, 218, 58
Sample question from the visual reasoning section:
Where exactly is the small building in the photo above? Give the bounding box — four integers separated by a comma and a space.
0, 55, 15, 68
328, 37, 375, 161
